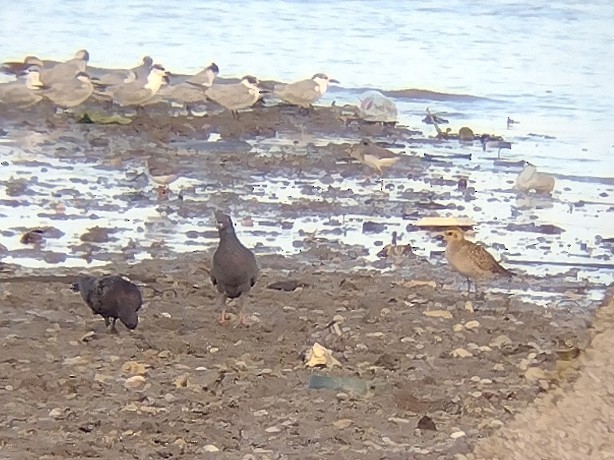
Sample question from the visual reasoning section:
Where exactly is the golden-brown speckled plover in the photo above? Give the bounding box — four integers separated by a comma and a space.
439, 227, 513, 295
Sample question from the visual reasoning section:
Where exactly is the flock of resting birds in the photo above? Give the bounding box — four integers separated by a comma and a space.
0, 49, 340, 116
2, 49, 517, 332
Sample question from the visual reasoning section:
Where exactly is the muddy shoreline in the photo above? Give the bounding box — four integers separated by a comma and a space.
0, 104, 612, 458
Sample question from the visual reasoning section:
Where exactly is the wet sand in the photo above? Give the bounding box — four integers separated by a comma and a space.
0, 102, 611, 458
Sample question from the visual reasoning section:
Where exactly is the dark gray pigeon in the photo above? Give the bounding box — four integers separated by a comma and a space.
210, 210, 259, 325
71, 275, 142, 332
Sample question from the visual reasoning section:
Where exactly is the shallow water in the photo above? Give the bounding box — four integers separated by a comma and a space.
0, 1, 612, 303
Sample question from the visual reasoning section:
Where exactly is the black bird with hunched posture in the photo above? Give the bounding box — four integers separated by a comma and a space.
210, 210, 259, 325
71, 275, 142, 332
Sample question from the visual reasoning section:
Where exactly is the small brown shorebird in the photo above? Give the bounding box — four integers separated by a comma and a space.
349, 138, 400, 175
439, 227, 513, 295
146, 157, 180, 199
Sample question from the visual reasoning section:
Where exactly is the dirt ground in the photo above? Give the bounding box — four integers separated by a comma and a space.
0, 104, 609, 459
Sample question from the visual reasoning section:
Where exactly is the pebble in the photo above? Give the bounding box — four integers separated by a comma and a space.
470, 376, 481, 382
209, 347, 219, 354
424, 310, 453, 319
333, 419, 353, 429
450, 431, 466, 439
336, 392, 349, 401
464, 301, 474, 312
524, 367, 548, 382
453, 324, 464, 332
122, 361, 147, 375
388, 417, 410, 424
125, 375, 146, 389
175, 373, 190, 388
63, 356, 88, 366
202, 444, 220, 452
451, 348, 473, 358
490, 334, 512, 348
365, 332, 385, 338
265, 426, 281, 433
464, 320, 480, 330
253, 409, 268, 417
49, 407, 62, 418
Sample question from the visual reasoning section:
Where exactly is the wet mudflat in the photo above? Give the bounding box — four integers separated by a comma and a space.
0, 102, 612, 459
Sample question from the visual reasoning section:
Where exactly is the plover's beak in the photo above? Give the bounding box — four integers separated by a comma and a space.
329, 78, 340, 84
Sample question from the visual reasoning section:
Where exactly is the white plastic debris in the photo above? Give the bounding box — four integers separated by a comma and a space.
358, 90, 398, 122
515, 163, 555, 194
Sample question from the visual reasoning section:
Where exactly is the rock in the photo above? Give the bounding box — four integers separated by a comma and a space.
333, 419, 353, 429
266, 280, 309, 291
490, 334, 512, 348
451, 348, 473, 358
265, 426, 281, 433
424, 310, 453, 319
524, 367, 548, 382
49, 408, 63, 418
174, 373, 190, 388
417, 415, 437, 431
402, 280, 436, 289
124, 375, 146, 389
464, 320, 480, 330
201, 444, 220, 453
122, 361, 147, 375
450, 431, 466, 439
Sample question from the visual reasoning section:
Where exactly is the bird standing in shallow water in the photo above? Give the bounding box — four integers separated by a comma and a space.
210, 211, 259, 325
71, 275, 142, 332
480, 134, 512, 158
439, 228, 513, 295
349, 138, 400, 175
